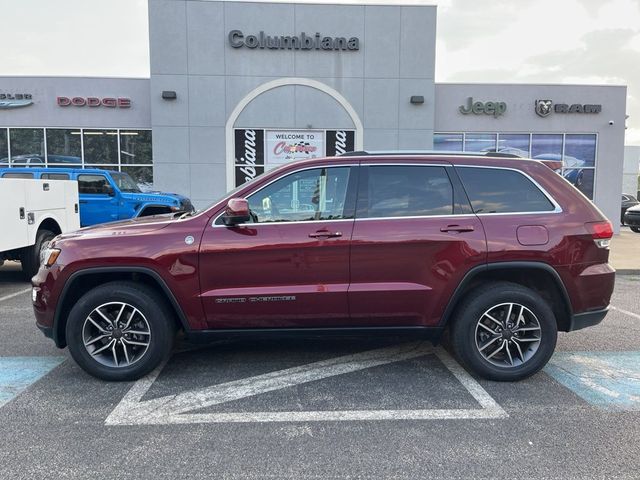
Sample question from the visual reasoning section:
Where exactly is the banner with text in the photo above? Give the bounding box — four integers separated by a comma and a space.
265, 130, 325, 167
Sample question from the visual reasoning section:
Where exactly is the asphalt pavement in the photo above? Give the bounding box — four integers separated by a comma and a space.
0, 261, 639, 479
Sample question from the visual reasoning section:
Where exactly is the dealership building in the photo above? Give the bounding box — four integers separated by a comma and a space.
0, 1, 628, 230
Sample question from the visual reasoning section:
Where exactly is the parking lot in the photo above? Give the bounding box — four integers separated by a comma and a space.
0, 261, 639, 479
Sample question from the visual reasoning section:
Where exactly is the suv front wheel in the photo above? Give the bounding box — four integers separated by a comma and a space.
450, 282, 558, 381
66, 281, 176, 381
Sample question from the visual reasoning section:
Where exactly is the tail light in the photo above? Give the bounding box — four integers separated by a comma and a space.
585, 221, 613, 248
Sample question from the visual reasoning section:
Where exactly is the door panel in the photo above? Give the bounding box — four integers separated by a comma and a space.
77, 174, 118, 226
348, 164, 486, 327
349, 216, 485, 326
199, 220, 353, 328
199, 165, 357, 329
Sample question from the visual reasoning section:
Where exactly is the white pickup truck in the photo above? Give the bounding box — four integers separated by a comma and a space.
0, 177, 80, 279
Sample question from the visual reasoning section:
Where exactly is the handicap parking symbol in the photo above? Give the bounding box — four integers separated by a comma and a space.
0, 357, 65, 408
546, 352, 640, 411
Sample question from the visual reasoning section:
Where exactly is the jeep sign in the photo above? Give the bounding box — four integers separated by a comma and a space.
459, 97, 507, 118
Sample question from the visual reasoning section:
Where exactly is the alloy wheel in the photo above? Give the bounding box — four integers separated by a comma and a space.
474, 302, 541, 368
82, 302, 151, 368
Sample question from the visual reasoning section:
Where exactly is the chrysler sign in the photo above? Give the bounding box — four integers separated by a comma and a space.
229, 30, 360, 51
0, 93, 33, 109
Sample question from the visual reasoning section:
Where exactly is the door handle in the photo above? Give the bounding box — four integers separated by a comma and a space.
440, 224, 475, 233
309, 230, 342, 238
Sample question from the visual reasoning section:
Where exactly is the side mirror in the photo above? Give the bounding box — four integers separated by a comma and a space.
106, 187, 116, 197
222, 198, 251, 226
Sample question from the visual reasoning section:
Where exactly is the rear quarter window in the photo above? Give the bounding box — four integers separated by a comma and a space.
456, 167, 556, 214
2, 172, 34, 179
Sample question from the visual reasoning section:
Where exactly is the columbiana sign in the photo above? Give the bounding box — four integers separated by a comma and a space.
229, 30, 360, 51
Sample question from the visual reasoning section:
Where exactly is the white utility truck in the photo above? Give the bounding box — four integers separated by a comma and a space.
0, 177, 80, 279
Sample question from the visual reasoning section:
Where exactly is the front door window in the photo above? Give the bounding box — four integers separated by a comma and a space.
246, 167, 352, 223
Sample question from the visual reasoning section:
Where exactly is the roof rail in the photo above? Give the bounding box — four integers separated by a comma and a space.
338, 150, 523, 159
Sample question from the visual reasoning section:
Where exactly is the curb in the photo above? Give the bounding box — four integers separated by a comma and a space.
615, 269, 640, 276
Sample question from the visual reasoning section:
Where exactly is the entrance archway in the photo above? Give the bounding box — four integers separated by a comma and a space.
225, 77, 364, 189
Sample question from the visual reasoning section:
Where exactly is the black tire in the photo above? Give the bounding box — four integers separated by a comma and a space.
631, 227, 640, 233
450, 282, 557, 382
21, 229, 56, 281
66, 281, 176, 381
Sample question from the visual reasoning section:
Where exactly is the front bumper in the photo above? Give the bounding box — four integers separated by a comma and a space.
568, 307, 609, 331
36, 323, 54, 339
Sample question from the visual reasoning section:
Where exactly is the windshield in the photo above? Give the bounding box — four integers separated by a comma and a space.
111, 172, 142, 193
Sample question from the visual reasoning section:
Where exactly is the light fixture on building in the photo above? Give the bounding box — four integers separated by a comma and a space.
162, 90, 177, 100
410, 96, 425, 105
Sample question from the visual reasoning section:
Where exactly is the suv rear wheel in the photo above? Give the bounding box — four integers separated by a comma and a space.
450, 282, 557, 381
66, 281, 175, 381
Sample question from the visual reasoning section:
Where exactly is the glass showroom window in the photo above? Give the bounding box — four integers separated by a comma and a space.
120, 130, 152, 165
531, 134, 563, 160
83, 129, 118, 165
497, 134, 530, 157
118, 130, 153, 190
563, 134, 596, 200
9, 128, 45, 165
433, 133, 463, 151
0, 128, 8, 166
464, 133, 496, 152
46, 129, 82, 166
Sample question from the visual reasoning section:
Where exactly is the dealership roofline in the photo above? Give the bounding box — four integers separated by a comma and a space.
437, 81, 627, 88
199, 0, 437, 6
0, 76, 627, 89
0, 75, 150, 80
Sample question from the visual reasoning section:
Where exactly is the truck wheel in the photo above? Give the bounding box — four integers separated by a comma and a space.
450, 282, 557, 382
21, 229, 55, 281
631, 227, 640, 233
66, 281, 176, 381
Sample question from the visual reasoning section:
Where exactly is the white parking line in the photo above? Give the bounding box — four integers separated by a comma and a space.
612, 306, 640, 321
0, 288, 31, 303
106, 343, 507, 425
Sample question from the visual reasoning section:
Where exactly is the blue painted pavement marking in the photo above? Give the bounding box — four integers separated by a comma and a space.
546, 352, 640, 411
0, 357, 65, 408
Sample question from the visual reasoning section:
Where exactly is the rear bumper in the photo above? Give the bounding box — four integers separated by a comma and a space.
568, 307, 609, 331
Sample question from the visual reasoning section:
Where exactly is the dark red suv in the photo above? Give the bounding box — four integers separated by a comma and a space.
32, 153, 615, 381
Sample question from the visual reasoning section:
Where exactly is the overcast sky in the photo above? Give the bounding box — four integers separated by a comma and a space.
1, 0, 638, 144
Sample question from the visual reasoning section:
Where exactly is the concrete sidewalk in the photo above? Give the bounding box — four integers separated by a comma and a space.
610, 227, 640, 273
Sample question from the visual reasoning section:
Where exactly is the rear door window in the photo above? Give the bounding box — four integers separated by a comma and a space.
78, 174, 112, 195
41, 173, 70, 180
359, 165, 454, 218
456, 167, 555, 213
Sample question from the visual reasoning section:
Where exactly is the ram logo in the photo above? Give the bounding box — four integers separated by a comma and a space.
535, 100, 553, 117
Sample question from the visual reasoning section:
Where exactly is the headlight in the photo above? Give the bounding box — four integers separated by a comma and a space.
42, 248, 61, 267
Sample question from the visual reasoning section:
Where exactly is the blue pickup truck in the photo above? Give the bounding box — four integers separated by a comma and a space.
0, 167, 193, 227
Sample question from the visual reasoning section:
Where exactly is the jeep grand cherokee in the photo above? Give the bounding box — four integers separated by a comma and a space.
32, 152, 615, 381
